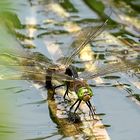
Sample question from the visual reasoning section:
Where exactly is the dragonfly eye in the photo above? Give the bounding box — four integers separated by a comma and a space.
77, 88, 84, 100
87, 87, 93, 97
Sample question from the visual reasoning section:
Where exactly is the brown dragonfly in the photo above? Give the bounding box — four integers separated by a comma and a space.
0, 19, 139, 122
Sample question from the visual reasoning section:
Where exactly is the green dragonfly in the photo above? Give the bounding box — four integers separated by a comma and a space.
0, 19, 139, 121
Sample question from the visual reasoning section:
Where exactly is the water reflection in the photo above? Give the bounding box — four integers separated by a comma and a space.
0, 0, 140, 139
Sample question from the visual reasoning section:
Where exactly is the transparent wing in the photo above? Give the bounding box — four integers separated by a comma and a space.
59, 19, 108, 67
0, 52, 74, 81
0, 66, 74, 81
79, 59, 140, 80
0, 52, 53, 67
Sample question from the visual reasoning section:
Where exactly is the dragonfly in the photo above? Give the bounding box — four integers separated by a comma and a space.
0, 19, 139, 121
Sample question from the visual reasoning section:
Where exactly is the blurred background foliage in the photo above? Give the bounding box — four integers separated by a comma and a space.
0, 0, 23, 54
0, 1, 21, 140
0, 0, 21, 31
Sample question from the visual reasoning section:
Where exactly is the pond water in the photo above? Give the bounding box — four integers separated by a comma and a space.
0, 0, 140, 140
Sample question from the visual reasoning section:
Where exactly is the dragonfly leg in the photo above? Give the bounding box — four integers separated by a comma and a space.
88, 101, 96, 115
74, 100, 81, 113
46, 74, 64, 90
68, 99, 81, 123
54, 84, 65, 89
69, 99, 80, 111
63, 84, 70, 101
86, 101, 96, 119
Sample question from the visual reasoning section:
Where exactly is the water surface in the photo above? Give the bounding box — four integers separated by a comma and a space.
0, 0, 140, 140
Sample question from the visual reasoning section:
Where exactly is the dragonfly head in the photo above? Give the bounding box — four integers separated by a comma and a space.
77, 87, 93, 102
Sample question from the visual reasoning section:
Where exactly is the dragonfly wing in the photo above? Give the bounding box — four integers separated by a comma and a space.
0, 53, 74, 81
0, 63, 47, 80
0, 52, 53, 67
58, 19, 108, 67
0, 64, 74, 81
79, 59, 140, 80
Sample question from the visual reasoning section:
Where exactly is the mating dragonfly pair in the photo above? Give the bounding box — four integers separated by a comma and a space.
0, 19, 139, 122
